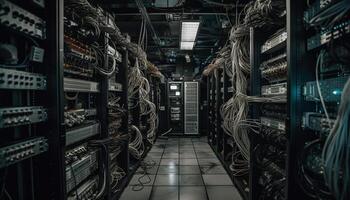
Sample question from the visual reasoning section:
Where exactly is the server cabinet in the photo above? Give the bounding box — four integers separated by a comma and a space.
184, 81, 199, 135
168, 81, 184, 134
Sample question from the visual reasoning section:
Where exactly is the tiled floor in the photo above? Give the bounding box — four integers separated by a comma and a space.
120, 137, 243, 200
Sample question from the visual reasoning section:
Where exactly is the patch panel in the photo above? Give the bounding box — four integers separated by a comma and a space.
0, 106, 48, 128
65, 144, 88, 165
261, 29, 287, 53
108, 81, 123, 92
0, 68, 47, 90
261, 82, 287, 96
67, 176, 99, 200
65, 122, 100, 146
64, 109, 97, 128
64, 77, 99, 93
260, 53, 287, 68
307, 20, 350, 50
261, 117, 286, 131
303, 76, 349, 102
65, 150, 98, 193
302, 112, 335, 132
0, 137, 48, 168
0, 0, 46, 39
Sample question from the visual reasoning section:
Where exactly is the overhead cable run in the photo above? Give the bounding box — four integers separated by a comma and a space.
134, 0, 164, 55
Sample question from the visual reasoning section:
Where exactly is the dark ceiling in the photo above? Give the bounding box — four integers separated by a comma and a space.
101, 0, 246, 76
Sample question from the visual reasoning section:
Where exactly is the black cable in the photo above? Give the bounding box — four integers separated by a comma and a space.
4, 188, 13, 200
0, 169, 8, 199
131, 160, 156, 191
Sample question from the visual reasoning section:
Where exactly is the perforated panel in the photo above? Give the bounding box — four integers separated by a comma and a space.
184, 82, 199, 134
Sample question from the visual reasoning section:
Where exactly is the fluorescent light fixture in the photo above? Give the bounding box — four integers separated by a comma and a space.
180, 21, 200, 50
181, 22, 200, 41
170, 85, 178, 90
180, 41, 195, 50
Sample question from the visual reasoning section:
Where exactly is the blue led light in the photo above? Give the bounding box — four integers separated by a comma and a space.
332, 90, 342, 95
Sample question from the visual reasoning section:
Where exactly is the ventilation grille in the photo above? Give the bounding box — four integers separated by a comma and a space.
184, 82, 198, 134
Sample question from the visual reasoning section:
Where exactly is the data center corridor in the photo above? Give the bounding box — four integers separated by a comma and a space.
120, 137, 242, 200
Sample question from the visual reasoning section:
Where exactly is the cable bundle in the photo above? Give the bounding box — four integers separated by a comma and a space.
243, 0, 286, 28
322, 77, 350, 200
218, 0, 286, 176
128, 125, 145, 159
108, 93, 126, 136
110, 165, 126, 193
309, 0, 350, 28
147, 61, 163, 78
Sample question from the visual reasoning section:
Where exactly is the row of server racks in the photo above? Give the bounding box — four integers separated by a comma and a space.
0, 0, 161, 199
207, 0, 349, 200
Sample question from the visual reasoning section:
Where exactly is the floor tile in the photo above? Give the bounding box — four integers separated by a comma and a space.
180, 153, 196, 159
142, 157, 161, 166
196, 152, 216, 158
129, 174, 156, 186
179, 174, 204, 185
147, 152, 164, 158
179, 186, 207, 200
180, 150, 196, 154
157, 165, 178, 174
198, 158, 221, 166
160, 158, 178, 166
162, 152, 179, 158
207, 186, 243, 200
120, 186, 152, 200
153, 144, 167, 148
136, 165, 159, 174
200, 165, 226, 174
179, 165, 201, 174
150, 186, 178, 200
154, 174, 178, 186
202, 174, 233, 185
150, 148, 164, 153
195, 148, 213, 153
164, 150, 179, 153
180, 158, 198, 166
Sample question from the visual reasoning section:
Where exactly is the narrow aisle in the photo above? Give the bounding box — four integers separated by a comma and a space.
120, 137, 243, 200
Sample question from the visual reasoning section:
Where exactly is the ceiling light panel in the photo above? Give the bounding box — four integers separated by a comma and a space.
180, 42, 195, 50
181, 21, 200, 42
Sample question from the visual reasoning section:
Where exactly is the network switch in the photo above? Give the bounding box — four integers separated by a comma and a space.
261, 82, 287, 96
307, 20, 350, 50
0, 68, 47, 90
67, 176, 98, 200
64, 78, 99, 93
0, 0, 46, 39
302, 112, 335, 132
261, 117, 286, 131
0, 137, 48, 168
0, 106, 48, 128
261, 30, 287, 53
65, 122, 100, 146
303, 76, 349, 102
66, 150, 98, 193
108, 81, 123, 92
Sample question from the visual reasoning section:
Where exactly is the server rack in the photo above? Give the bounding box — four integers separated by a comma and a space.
207, 67, 250, 200
168, 81, 184, 135
184, 81, 199, 135
207, 0, 349, 200
0, 0, 160, 199
0, 1, 64, 199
